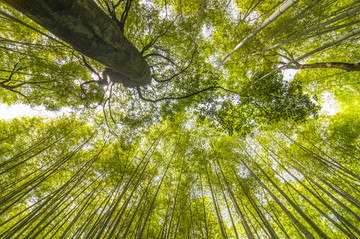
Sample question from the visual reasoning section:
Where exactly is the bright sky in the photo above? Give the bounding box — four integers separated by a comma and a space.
320, 92, 338, 116
0, 104, 70, 120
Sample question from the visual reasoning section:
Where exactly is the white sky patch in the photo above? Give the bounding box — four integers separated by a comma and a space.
247, 11, 261, 25
0, 103, 71, 120
227, 0, 241, 21
201, 24, 214, 40
320, 92, 338, 116
283, 69, 298, 82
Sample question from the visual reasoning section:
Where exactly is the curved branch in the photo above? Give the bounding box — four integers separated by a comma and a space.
144, 53, 178, 67
80, 80, 100, 95
0, 69, 41, 77
136, 86, 235, 103
104, 0, 123, 30
150, 49, 196, 83
0, 9, 68, 47
114, 0, 126, 9
0, 83, 27, 97
140, 18, 177, 55
107, 84, 117, 124
119, 0, 133, 32
84, 84, 109, 109
102, 83, 119, 137
80, 55, 102, 79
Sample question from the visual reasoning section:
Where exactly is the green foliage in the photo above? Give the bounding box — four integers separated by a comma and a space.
1, 0, 360, 238
198, 72, 319, 135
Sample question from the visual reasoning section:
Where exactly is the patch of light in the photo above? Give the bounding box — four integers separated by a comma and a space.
227, 0, 241, 21
139, 0, 156, 8
201, 24, 214, 40
283, 69, 298, 82
0, 103, 72, 120
247, 11, 261, 25
320, 92, 338, 116
205, 54, 219, 67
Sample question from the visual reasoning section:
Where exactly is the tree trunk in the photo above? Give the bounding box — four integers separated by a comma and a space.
288, 62, 360, 72
2, 0, 151, 87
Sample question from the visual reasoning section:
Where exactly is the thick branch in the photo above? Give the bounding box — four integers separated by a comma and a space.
288, 62, 360, 72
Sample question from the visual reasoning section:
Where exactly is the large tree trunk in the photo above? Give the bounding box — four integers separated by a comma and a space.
288, 62, 360, 72
2, 0, 151, 87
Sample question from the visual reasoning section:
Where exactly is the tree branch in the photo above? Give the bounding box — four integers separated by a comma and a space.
140, 18, 177, 55
144, 53, 178, 67
287, 62, 360, 72
2, 60, 23, 84
119, 0, 133, 32
102, 83, 119, 137
80, 55, 102, 79
150, 49, 196, 83
80, 80, 100, 95
114, 0, 126, 9
136, 86, 235, 103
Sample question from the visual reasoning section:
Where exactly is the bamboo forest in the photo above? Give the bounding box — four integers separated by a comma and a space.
1, 0, 360, 238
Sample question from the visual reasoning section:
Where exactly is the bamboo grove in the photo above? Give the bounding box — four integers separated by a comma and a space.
1, 115, 360, 238
1, 0, 360, 238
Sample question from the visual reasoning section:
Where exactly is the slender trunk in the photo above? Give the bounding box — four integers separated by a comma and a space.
27, 154, 105, 238
269, 136, 360, 228
166, 161, 184, 239
263, 0, 322, 43
258, 142, 358, 238
121, 165, 159, 239
172, 192, 189, 239
288, 130, 360, 183
95, 160, 144, 238
241, 142, 330, 239
106, 140, 162, 239
262, 192, 292, 239
199, 174, 209, 239
222, 0, 298, 63
282, 143, 360, 209
230, 142, 316, 239
2, 0, 151, 86
193, 0, 207, 33
137, 153, 175, 238
188, 194, 196, 239
216, 171, 239, 239
232, 167, 279, 239
212, 154, 256, 239
205, 164, 228, 238
258, 138, 360, 237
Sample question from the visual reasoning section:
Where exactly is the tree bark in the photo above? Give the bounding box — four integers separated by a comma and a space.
288, 62, 360, 72
2, 0, 151, 87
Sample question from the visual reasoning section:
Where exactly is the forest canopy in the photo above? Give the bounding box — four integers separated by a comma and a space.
1, 0, 360, 238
